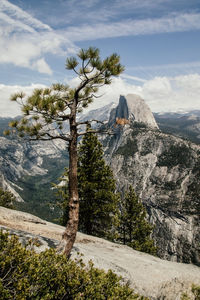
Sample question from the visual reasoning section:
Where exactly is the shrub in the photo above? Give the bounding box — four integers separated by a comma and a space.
0, 231, 143, 300
181, 284, 200, 300
0, 188, 15, 209
192, 284, 200, 299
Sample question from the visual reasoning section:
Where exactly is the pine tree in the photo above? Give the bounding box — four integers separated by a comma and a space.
119, 186, 156, 255
54, 128, 119, 240
52, 168, 69, 226
5, 47, 124, 256
78, 126, 119, 240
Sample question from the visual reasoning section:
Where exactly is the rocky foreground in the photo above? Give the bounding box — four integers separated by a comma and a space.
0, 206, 199, 300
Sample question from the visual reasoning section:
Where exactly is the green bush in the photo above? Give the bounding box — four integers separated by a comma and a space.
0, 188, 15, 209
0, 231, 143, 300
192, 285, 200, 300
181, 284, 200, 300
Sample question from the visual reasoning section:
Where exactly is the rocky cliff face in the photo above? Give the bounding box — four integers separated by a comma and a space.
102, 95, 200, 266
0, 136, 67, 202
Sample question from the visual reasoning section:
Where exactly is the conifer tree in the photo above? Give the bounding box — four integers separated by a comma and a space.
0, 187, 15, 209
5, 47, 124, 256
119, 186, 156, 255
78, 126, 119, 240
55, 127, 119, 240
52, 168, 69, 226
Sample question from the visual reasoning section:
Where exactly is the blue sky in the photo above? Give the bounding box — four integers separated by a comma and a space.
0, 0, 200, 116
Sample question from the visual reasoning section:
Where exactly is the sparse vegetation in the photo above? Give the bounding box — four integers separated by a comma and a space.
157, 144, 192, 168
118, 186, 157, 255
115, 138, 138, 156
181, 284, 200, 300
0, 231, 141, 300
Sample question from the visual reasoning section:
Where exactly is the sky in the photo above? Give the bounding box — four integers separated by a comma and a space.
0, 0, 200, 117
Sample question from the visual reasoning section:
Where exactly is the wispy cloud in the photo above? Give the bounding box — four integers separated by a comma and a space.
1, 0, 200, 76
0, 0, 76, 74
64, 12, 200, 41
0, 0, 51, 32
126, 61, 200, 79
46, 0, 192, 28
129, 61, 200, 71
121, 74, 147, 83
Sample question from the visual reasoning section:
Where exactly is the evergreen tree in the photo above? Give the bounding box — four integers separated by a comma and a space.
5, 47, 124, 256
78, 126, 119, 240
52, 168, 69, 226
119, 186, 156, 255
55, 128, 119, 240
0, 187, 15, 209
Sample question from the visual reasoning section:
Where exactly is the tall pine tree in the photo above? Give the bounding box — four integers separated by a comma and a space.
78, 126, 119, 240
6, 47, 124, 256
119, 186, 157, 255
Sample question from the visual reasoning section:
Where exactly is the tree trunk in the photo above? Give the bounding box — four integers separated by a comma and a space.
57, 107, 79, 257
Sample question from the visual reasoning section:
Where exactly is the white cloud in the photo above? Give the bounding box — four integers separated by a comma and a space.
32, 59, 52, 75
142, 77, 172, 98
0, 0, 76, 74
0, 73, 200, 117
0, 83, 46, 117
141, 74, 200, 112
174, 74, 200, 91
0, 0, 51, 31
0, 11, 36, 33
88, 74, 200, 113
0, 36, 41, 67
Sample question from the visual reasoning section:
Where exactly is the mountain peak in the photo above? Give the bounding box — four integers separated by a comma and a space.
109, 94, 158, 129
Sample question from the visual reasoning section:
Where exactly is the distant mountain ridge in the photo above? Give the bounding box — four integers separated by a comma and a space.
154, 111, 200, 144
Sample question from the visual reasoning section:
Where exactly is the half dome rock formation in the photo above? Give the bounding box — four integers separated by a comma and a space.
109, 94, 158, 129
